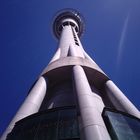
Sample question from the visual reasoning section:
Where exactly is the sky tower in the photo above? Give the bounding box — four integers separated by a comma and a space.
1, 9, 140, 140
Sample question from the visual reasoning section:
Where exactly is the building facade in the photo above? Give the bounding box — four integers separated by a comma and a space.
1, 9, 140, 140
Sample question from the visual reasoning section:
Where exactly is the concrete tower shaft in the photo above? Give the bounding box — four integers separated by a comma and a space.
42, 10, 112, 140
53, 9, 84, 38
1, 9, 140, 140
42, 9, 140, 140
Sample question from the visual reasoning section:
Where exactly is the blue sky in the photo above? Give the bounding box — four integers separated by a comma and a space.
0, 0, 140, 136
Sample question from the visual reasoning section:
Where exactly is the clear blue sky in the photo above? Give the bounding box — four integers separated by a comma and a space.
0, 0, 140, 136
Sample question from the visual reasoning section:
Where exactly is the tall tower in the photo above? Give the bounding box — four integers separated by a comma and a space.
1, 9, 140, 140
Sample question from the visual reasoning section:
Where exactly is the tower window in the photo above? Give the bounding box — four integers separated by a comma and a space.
58, 25, 63, 32
75, 27, 78, 33
6, 107, 80, 140
102, 108, 140, 140
63, 22, 69, 26
70, 22, 75, 27
75, 42, 79, 46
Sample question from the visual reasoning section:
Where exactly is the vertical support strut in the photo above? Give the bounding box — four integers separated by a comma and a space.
1, 76, 47, 140
105, 80, 140, 118
58, 25, 75, 57
73, 65, 111, 140
49, 48, 61, 63
69, 44, 79, 56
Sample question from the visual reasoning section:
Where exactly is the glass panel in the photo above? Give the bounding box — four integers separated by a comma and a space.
34, 111, 59, 140
103, 108, 140, 140
58, 109, 79, 139
7, 107, 80, 140
7, 116, 40, 140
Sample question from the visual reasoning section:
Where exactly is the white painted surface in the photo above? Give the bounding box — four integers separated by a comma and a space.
59, 25, 75, 57
73, 65, 111, 140
105, 80, 140, 118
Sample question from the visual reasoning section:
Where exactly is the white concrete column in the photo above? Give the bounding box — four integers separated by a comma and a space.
69, 44, 78, 56
59, 25, 75, 57
73, 65, 111, 140
49, 47, 61, 63
1, 76, 47, 140
73, 28, 96, 62
72, 27, 85, 58
105, 80, 140, 118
